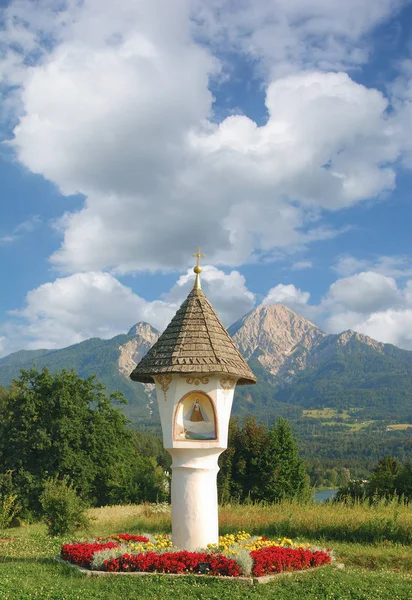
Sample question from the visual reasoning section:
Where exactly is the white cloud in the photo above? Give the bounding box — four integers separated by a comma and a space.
332, 255, 371, 277
0, 215, 41, 244
15, 67, 401, 273
190, 72, 397, 211
3, 259, 412, 356
3, 0, 402, 88
291, 261, 313, 270
0, 266, 255, 356
1, 1, 407, 274
262, 282, 321, 322
263, 283, 310, 307
324, 271, 401, 314
193, 0, 405, 77
333, 254, 412, 278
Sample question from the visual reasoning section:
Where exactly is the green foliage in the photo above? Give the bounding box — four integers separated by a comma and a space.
394, 461, 412, 497
368, 456, 400, 498
0, 470, 20, 529
0, 336, 153, 423
40, 476, 91, 536
0, 494, 20, 530
218, 417, 309, 503
0, 367, 168, 514
263, 418, 310, 502
336, 456, 412, 503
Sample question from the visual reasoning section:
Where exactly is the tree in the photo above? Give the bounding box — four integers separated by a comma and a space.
40, 476, 91, 536
335, 479, 367, 502
395, 462, 412, 500
0, 367, 167, 514
262, 418, 310, 502
218, 416, 310, 503
335, 456, 412, 504
218, 416, 269, 503
368, 456, 400, 499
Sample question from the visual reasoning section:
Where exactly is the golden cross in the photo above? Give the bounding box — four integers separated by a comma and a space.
192, 247, 205, 270
192, 247, 205, 289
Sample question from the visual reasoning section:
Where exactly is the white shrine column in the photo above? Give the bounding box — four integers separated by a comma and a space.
153, 374, 236, 550
170, 448, 220, 549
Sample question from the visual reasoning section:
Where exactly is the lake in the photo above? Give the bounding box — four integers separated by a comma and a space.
313, 489, 338, 503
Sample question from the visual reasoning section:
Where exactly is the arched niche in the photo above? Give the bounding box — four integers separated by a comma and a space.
174, 391, 217, 441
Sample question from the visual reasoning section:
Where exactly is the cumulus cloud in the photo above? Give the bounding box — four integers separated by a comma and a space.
261, 283, 318, 321
333, 254, 412, 278
0, 0, 406, 275
324, 272, 401, 314
263, 283, 310, 307
14, 68, 400, 273
193, 0, 405, 76
0, 267, 255, 356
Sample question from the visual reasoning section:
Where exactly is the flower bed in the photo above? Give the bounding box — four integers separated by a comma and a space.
60, 532, 332, 577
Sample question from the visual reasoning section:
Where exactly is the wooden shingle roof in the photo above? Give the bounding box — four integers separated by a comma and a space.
130, 287, 256, 385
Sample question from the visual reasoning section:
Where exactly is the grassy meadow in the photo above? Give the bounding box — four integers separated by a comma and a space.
1, 501, 411, 600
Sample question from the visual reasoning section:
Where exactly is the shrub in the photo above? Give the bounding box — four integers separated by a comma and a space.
40, 476, 91, 536
0, 494, 20, 530
234, 548, 254, 576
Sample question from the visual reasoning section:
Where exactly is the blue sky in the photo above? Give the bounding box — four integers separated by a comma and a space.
1, 0, 412, 355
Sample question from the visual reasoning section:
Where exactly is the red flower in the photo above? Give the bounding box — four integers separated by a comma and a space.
102, 551, 241, 576
250, 546, 331, 577
61, 541, 120, 569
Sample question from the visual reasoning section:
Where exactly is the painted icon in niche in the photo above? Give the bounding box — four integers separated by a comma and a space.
174, 392, 216, 440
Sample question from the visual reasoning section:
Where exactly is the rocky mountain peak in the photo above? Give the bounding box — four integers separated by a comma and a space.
127, 322, 159, 340
119, 322, 160, 377
228, 303, 326, 378
335, 329, 384, 351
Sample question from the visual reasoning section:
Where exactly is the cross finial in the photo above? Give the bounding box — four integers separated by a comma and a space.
192, 247, 205, 290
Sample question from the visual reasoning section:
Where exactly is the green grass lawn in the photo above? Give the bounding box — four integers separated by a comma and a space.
1, 503, 411, 600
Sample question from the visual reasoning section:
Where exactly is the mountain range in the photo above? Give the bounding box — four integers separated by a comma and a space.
1, 303, 412, 426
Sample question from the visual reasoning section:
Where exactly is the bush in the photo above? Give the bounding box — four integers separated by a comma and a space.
40, 476, 91, 536
0, 471, 21, 529
0, 494, 20, 530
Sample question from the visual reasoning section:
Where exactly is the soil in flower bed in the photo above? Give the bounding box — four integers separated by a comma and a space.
60, 532, 332, 578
